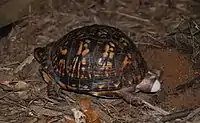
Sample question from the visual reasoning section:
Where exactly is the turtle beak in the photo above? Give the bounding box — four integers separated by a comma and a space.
136, 70, 161, 93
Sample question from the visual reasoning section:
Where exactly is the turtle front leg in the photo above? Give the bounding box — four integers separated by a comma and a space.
118, 86, 141, 105
39, 70, 64, 101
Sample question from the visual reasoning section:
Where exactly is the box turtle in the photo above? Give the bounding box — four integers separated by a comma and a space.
34, 24, 161, 100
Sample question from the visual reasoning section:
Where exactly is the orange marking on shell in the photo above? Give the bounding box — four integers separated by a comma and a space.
72, 57, 79, 77
82, 49, 89, 56
77, 41, 83, 55
81, 67, 86, 71
103, 52, 108, 57
77, 62, 81, 78
60, 48, 68, 55
123, 42, 128, 46
98, 58, 103, 65
98, 84, 105, 89
84, 43, 88, 48
59, 59, 65, 65
109, 52, 114, 59
105, 44, 109, 51
107, 61, 113, 68
122, 56, 131, 69
109, 48, 114, 51
109, 42, 115, 47
127, 53, 132, 58
82, 58, 87, 65
81, 74, 84, 79
85, 39, 91, 43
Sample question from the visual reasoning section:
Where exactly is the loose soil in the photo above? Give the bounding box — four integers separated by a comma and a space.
141, 47, 200, 110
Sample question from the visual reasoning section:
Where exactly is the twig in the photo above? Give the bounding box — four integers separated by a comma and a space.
186, 107, 200, 120
139, 98, 169, 115
0, 67, 13, 71
14, 55, 34, 73
134, 42, 162, 48
160, 109, 192, 122
102, 10, 150, 23
116, 11, 150, 23
175, 75, 200, 91
119, 88, 169, 115
0, 61, 19, 67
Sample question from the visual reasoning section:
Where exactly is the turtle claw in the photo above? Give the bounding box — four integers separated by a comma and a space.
47, 84, 65, 102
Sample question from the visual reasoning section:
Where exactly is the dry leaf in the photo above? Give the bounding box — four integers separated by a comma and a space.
71, 108, 86, 123
79, 97, 101, 123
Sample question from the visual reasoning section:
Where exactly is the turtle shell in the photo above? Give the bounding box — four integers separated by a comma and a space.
34, 24, 148, 98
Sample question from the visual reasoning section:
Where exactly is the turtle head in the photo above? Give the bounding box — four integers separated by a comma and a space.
136, 70, 161, 93
34, 47, 48, 65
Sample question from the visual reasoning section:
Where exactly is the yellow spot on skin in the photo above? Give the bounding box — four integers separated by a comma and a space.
41, 71, 52, 83
77, 41, 83, 55
82, 58, 87, 65
60, 48, 68, 55
109, 52, 114, 59
81, 49, 89, 56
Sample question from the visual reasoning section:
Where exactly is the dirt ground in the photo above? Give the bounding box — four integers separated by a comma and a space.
0, 0, 200, 123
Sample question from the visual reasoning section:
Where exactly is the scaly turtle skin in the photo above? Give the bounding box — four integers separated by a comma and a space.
34, 24, 161, 99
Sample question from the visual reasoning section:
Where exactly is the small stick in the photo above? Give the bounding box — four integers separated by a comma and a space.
0, 61, 19, 67
102, 10, 150, 23
160, 109, 192, 122
14, 55, 34, 73
119, 87, 169, 115
186, 107, 200, 121
134, 42, 162, 48
140, 99, 169, 115
0, 67, 13, 71
116, 11, 150, 23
